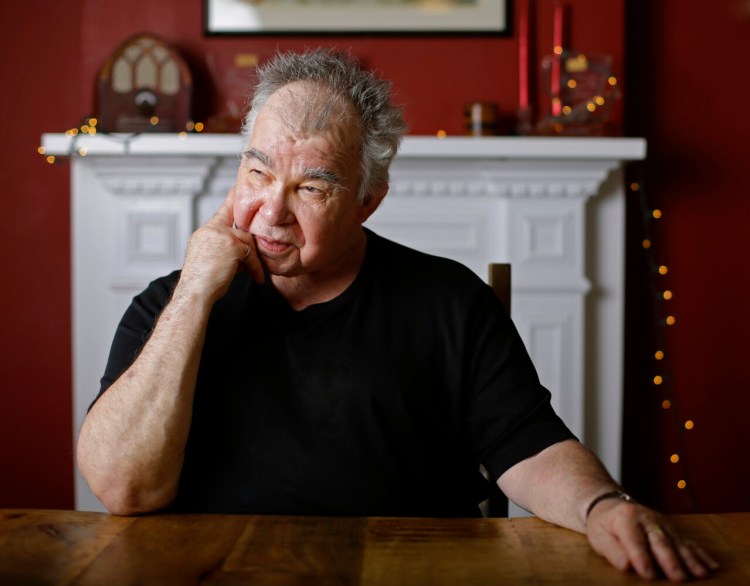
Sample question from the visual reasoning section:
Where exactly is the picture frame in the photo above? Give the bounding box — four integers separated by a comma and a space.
204, 0, 509, 36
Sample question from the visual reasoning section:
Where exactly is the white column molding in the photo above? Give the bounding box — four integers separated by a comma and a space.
389, 159, 618, 199
89, 156, 215, 195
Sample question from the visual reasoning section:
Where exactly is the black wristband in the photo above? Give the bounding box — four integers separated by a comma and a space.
586, 490, 636, 520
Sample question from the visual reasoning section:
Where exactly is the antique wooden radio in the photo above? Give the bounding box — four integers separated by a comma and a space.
97, 33, 192, 133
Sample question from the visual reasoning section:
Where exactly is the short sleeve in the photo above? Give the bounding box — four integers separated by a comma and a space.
90, 271, 180, 410
464, 285, 577, 481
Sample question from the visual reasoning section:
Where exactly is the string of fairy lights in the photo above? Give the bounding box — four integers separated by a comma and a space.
37, 116, 207, 164
632, 176, 696, 509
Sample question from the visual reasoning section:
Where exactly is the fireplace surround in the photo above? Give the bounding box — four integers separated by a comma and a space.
42, 133, 646, 513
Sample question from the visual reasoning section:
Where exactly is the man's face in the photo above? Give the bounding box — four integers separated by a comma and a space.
232, 82, 376, 280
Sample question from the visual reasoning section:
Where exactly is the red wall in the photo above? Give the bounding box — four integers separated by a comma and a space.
12, 0, 747, 514
0, 2, 81, 508
622, 0, 750, 513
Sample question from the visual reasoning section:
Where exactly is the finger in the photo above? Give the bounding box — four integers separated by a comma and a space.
676, 540, 719, 578
590, 530, 632, 573
223, 184, 237, 208
212, 198, 235, 228
690, 541, 721, 571
232, 189, 261, 232
229, 229, 264, 284
644, 525, 688, 581
210, 186, 244, 229
616, 523, 658, 580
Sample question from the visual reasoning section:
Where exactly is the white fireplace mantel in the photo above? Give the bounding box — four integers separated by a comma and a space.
43, 133, 646, 513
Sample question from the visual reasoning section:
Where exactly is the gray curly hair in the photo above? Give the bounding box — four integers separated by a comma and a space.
242, 48, 407, 205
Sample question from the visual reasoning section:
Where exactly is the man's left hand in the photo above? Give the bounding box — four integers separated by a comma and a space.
586, 499, 720, 581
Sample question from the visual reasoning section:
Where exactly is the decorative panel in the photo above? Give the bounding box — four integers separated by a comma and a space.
127, 213, 178, 262
522, 213, 570, 263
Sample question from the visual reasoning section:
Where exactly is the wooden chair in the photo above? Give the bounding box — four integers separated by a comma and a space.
489, 263, 511, 314
479, 263, 511, 517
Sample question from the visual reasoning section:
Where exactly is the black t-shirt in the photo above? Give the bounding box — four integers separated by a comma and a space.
96, 230, 575, 516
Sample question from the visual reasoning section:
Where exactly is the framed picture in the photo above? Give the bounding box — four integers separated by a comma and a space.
205, 0, 509, 36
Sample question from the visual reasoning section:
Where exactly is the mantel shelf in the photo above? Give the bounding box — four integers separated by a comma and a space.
42, 133, 646, 161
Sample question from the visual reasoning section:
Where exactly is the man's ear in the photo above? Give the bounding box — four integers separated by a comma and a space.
356, 183, 389, 224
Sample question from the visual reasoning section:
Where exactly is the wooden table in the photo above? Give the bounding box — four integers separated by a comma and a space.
1, 510, 748, 584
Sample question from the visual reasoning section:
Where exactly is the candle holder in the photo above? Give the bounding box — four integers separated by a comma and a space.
536, 51, 621, 136
516, 106, 535, 136
464, 102, 500, 136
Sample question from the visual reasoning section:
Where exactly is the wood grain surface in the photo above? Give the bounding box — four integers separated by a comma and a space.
1, 510, 748, 584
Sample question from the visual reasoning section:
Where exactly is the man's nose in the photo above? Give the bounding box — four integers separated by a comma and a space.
259, 187, 294, 225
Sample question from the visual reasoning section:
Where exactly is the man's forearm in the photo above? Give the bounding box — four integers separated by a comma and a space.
76, 287, 212, 515
497, 439, 620, 532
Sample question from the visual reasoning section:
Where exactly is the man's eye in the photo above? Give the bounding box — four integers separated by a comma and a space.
243, 168, 265, 180
301, 185, 326, 197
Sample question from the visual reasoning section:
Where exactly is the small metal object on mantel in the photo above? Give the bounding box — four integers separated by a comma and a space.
97, 32, 192, 133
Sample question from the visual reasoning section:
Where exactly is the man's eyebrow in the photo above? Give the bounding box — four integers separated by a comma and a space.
242, 148, 271, 167
304, 167, 343, 187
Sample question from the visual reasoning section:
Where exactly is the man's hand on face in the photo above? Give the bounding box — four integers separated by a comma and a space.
586, 499, 719, 581
178, 187, 265, 305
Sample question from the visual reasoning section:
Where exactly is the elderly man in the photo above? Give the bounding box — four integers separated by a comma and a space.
78, 49, 716, 581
